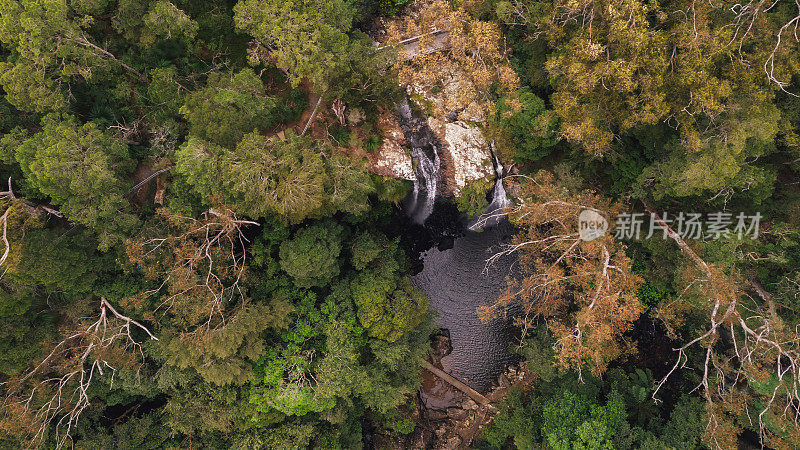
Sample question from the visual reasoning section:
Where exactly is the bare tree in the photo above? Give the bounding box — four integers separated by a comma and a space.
126, 207, 259, 334
331, 99, 346, 126
647, 207, 800, 448
1, 298, 157, 449
480, 173, 642, 378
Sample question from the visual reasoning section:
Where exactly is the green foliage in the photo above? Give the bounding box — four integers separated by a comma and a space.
495, 89, 559, 161
279, 222, 344, 288
140, 0, 198, 47
456, 178, 493, 216
176, 130, 375, 222
637, 104, 780, 202
234, 0, 399, 104
348, 234, 428, 342
179, 69, 277, 147
164, 302, 292, 385
1, 114, 137, 248
234, 0, 354, 93
636, 282, 670, 311
483, 370, 706, 450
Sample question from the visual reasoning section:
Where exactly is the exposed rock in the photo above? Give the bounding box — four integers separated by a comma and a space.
430, 333, 453, 366
370, 110, 415, 180
428, 118, 493, 195
447, 407, 469, 421
442, 436, 462, 450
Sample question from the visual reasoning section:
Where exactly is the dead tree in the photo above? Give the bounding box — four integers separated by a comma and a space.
480, 173, 642, 378
647, 207, 800, 448
331, 99, 346, 126
1, 298, 157, 449
125, 207, 259, 334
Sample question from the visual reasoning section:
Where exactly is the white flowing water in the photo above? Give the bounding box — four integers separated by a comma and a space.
397, 98, 441, 225
469, 150, 510, 231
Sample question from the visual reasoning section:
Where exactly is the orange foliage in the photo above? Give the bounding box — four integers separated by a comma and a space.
480, 171, 643, 376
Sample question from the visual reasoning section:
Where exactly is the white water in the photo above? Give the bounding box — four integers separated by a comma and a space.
398, 98, 441, 225
469, 151, 510, 230
409, 146, 440, 224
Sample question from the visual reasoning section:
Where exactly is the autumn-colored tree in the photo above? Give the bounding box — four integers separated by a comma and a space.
480, 171, 643, 376
0, 297, 157, 449
386, 0, 520, 120
647, 209, 800, 448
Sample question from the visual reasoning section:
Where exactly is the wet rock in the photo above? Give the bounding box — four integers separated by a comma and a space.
446, 407, 468, 421
430, 333, 453, 365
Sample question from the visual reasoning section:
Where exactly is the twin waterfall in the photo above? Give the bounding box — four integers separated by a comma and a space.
398, 99, 440, 224
397, 98, 508, 227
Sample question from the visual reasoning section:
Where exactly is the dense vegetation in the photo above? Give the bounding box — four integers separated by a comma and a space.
0, 0, 799, 448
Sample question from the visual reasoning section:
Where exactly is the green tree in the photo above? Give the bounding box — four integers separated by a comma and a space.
179, 68, 277, 148
495, 89, 560, 161
279, 222, 344, 289
176, 131, 375, 222
234, 0, 355, 94
1, 114, 138, 249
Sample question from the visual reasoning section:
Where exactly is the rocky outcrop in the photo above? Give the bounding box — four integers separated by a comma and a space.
370, 110, 415, 180
427, 118, 493, 196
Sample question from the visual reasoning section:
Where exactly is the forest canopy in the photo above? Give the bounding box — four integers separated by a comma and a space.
1, 0, 800, 448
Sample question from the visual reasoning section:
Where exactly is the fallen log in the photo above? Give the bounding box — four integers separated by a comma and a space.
421, 360, 495, 411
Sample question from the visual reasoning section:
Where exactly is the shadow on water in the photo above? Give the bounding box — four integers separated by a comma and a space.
410, 209, 519, 392
394, 196, 519, 395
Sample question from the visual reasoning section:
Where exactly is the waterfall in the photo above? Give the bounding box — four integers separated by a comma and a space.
397, 98, 441, 225
469, 142, 510, 230
409, 146, 440, 224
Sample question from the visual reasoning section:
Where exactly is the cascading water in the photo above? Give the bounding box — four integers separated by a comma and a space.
409, 147, 440, 224
397, 98, 441, 224
469, 141, 510, 230
394, 100, 518, 398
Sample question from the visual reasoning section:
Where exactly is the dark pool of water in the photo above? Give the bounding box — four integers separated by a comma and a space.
411, 217, 519, 392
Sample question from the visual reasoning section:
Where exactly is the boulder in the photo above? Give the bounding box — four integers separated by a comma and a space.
428, 118, 493, 195
371, 111, 415, 180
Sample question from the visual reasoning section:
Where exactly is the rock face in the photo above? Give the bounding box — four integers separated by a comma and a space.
428, 118, 493, 196
370, 110, 415, 181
